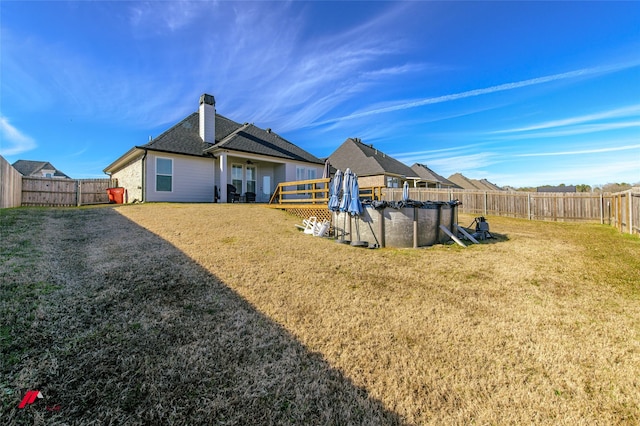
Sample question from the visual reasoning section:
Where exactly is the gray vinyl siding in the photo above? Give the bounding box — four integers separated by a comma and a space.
146, 153, 215, 202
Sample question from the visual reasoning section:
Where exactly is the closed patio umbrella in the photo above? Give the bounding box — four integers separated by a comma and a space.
348, 173, 363, 217
322, 159, 331, 202
338, 169, 353, 242
339, 168, 352, 213
328, 169, 342, 212
328, 169, 343, 238
349, 173, 367, 247
402, 181, 409, 203
322, 158, 331, 179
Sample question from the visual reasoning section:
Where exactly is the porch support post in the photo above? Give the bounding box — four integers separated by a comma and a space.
219, 152, 228, 203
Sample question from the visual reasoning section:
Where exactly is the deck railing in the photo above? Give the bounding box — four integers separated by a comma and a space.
359, 186, 385, 201
268, 178, 385, 205
269, 178, 331, 205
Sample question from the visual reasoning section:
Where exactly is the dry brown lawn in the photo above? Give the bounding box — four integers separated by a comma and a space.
1, 203, 639, 425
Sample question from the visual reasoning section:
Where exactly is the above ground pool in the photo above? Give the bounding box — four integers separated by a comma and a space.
332, 200, 460, 248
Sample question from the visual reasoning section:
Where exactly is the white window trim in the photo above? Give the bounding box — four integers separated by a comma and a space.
246, 165, 257, 193
156, 157, 173, 192
296, 166, 306, 191
231, 163, 244, 192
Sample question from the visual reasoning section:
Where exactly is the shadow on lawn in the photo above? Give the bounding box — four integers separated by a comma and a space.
3, 207, 405, 425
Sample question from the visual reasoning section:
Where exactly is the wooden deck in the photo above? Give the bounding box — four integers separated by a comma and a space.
266, 178, 384, 222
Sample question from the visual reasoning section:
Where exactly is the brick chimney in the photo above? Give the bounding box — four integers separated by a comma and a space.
199, 94, 216, 143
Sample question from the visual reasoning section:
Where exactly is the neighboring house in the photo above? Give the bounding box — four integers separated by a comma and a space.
447, 173, 503, 191
410, 163, 460, 189
327, 138, 421, 188
103, 94, 325, 203
12, 160, 72, 179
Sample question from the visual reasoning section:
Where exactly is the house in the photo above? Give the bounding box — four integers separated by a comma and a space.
12, 160, 71, 179
410, 163, 460, 189
103, 94, 325, 203
327, 138, 421, 188
447, 173, 503, 191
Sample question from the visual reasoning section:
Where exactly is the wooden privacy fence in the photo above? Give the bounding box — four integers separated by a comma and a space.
610, 190, 640, 235
1, 155, 22, 208
386, 188, 639, 236
386, 188, 608, 221
21, 177, 117, 207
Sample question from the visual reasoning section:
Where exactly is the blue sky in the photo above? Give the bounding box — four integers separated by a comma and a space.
2, 1, 639, 187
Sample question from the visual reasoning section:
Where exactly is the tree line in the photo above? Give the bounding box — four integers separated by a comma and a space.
509, 182, 639, 193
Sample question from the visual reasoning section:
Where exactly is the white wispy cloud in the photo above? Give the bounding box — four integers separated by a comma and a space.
514, 143, 640, 157
406, 152, 500, 176
0, 3, 442, 133
0, 116, 37, 156
129, 0, 213, 32
391, 142, 498, 163
492, 104, 640, 134
495, 158, 640, 187
492, 122, 640, 140
201, 2, 421, 133
311, 62, 638, 126
2, 28, 186, 128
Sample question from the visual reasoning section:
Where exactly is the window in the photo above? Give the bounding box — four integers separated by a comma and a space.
231, 164, 243, 192
296, 166, 306, 191
386, 176, 400, 188
156, 158, 172, 191
306, 168, 316, 191
246, 166, 256, 193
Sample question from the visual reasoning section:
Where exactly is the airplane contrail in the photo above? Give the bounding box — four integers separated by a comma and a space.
312, 62, 637, 126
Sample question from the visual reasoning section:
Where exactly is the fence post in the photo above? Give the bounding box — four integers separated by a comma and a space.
600, 193, 603, 225
527, 192, 531, 220
618, 193, 623, 232
628, 190, 633, 235
76, 180, 81, 207
484, 191, 487, 216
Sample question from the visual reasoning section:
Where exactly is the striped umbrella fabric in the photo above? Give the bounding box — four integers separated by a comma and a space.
339, 168, 353, 213
328, 169, 343, 211
348, 173, 363, 216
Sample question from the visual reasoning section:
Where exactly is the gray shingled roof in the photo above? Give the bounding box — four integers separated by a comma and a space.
138, 111, 323, 164
447, 173, 480, 190
478, 178, 502, 191
12, 160, 71, 178
140, 113, 242, 156
447, 173, 503, 191
328, 138, 418, 178
410, 163, 459, 188
208, 124, 324, 164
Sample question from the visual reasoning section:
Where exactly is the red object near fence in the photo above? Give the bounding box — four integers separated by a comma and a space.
106, 187, 125, 204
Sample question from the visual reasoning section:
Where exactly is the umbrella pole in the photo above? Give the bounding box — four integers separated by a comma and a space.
332, 211, 335, 238
345, 213, 349, 241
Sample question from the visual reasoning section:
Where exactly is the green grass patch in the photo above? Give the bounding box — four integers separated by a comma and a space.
0, 209, 58, 400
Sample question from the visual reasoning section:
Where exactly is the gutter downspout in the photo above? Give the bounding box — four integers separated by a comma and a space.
141, 149, 148, 202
